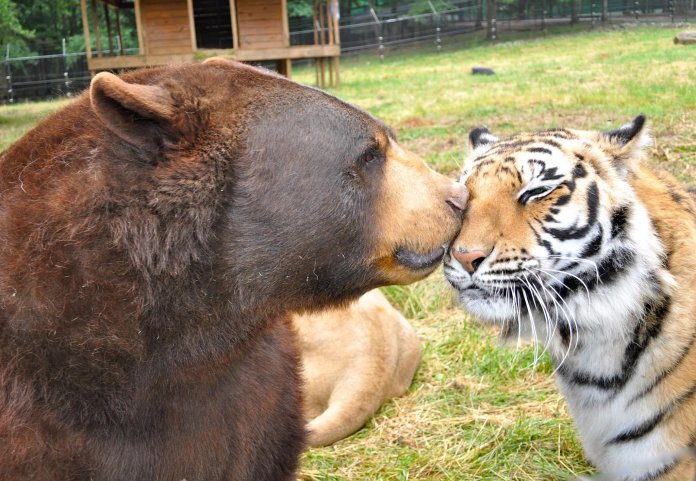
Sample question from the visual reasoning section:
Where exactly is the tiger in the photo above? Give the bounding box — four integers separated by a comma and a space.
443, 115, 696, 481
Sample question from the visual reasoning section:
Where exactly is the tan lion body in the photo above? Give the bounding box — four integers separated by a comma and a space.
294, 289, 421, 447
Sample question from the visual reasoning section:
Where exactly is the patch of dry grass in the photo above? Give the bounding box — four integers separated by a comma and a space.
302, 273, 590, 481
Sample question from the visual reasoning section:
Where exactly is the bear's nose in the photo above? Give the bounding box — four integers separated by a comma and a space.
452, 247, 487, 274
446, 182, 469, 216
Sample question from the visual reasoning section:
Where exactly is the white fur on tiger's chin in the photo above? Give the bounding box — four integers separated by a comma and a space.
444, 257, 519, 323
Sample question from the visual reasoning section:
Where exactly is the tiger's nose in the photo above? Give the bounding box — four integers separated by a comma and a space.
452, 247, 487, 274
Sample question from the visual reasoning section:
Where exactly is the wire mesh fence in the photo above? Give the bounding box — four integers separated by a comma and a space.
2, 0, 694, 103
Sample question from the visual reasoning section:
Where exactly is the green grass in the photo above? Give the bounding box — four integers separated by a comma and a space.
296, 26, 696, 184
0, 98, 72, 151
1, 25, 695, 481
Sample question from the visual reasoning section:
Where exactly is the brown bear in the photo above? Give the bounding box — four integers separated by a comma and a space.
0, 59, 466, 481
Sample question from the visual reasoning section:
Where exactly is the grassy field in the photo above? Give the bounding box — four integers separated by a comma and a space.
1, 25, 695, 481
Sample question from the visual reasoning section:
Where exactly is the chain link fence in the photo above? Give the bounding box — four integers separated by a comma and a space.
2, 0, 694, 103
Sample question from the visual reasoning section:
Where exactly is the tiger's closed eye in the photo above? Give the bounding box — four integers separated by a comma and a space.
518, 186, 555, 205
527, 187, 550, 197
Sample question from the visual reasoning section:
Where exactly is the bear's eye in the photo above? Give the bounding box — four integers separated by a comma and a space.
361, 148, 381, 165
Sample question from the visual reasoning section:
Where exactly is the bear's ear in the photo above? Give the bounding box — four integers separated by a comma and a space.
601, 114, 650, 158
90, 72, 175, 151
468, 127, 498, 152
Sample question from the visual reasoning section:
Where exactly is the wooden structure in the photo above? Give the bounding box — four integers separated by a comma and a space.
79, 0, 340, 86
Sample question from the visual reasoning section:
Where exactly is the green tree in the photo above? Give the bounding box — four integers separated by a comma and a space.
0, 0, 33, 49
14, 0, 82, 53
288, 0, 314, 17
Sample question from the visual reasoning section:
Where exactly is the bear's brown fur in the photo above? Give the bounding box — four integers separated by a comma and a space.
0, 59, 465, 481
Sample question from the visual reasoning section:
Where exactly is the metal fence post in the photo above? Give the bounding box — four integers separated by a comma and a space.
634, 0, 640, 19
591, 2, 597, 26
369, 7, 384, 62
540, 0, 546, 31
428, 1, 442, 53
668, 0, 674, 22
62, 38, 72, 97
4, 44, 13, 104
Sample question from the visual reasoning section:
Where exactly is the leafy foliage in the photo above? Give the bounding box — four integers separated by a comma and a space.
0, 0, 33, 54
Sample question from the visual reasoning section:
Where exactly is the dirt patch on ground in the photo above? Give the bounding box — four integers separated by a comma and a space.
397, 117, 438, 129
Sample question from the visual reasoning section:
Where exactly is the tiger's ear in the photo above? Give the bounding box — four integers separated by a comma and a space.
90, 72, 176, 152
601, 114, 651, 160
468, 127, 499, 152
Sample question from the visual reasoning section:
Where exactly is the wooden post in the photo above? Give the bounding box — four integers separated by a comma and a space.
319, 0, 326, 87
229, 0, 239, 49
80, 0, 93, 61
326, 0, 334, 45
91, 0, 103, 57
319, 1, 326, 46
104, 4, 114, 55
281, 0, 290, 78
115, 6, 125, 55
278, 58, 292, 78
134, 0, 145, 55
327, 2, 335, 85
281, 0, 290, 47
333, 57, 340, 86
332, 0, 340, 46
332, 0, 340, 86
187, 0, 198, 50
313, 0, 320, 86
328, 55, 333, 86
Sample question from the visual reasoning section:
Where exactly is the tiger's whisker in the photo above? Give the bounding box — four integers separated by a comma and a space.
535, 255, 600, 281
519, 278, 541, 367
535, 269, 581, 355
537, 267, 593, 307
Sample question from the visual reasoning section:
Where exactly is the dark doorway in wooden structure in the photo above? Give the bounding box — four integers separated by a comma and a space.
80, 0, 340, 87
192, 0, 234, 49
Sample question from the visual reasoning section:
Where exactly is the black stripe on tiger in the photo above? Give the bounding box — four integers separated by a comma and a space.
579, 225, 604, 259
543, 182, 599, 240
528, 221, 561, 256
634, 461, 679, 481
550, 246, 637, 302
608, 376, 696, 445
527, 147, 553, 155
548, 163, 586, 209
559, 293, 671, 392
628, 328, 696, 405
611, 205, 631, 239
609, 410, 667, 444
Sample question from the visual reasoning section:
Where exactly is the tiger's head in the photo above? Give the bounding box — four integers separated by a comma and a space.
444, 115, 660, 336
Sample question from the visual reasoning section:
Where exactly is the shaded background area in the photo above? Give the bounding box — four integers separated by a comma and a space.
0, 0, 694, 102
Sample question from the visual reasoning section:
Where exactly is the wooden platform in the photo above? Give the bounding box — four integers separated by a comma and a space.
87, 45, 340, 71
81, 0, 341, 86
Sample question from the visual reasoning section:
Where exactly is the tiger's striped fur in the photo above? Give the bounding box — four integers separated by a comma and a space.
444, 116, 696, 481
